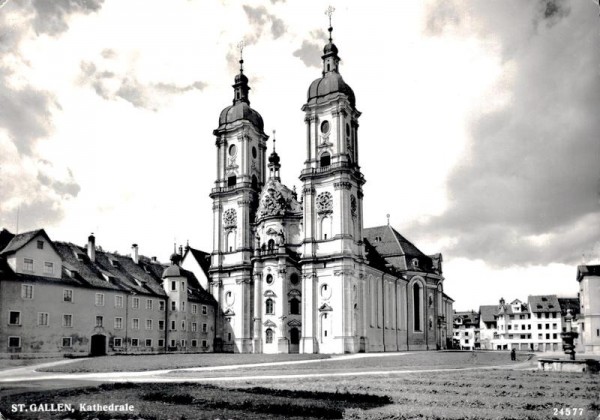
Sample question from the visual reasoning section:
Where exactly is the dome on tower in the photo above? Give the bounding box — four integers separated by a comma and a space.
323, 41, 338, 55
217, 102, 264, 131
307, 73, 355, 107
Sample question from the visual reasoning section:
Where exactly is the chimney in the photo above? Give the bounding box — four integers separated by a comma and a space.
151, 256, 157, 262
132, 243, 139, 264
87, 233, 96, 262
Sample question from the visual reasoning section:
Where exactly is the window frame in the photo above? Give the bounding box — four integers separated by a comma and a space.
21, 284, 34, 299
9, 311, 21, 326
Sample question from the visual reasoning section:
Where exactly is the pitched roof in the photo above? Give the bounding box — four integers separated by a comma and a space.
0, 229, 15, 251
479, 305, 498, 323
454, 311, 479, 326
528, 295, 561, 313
186, 247, 211, 278
577, 265, 600, 281
0, 229, 44, 255
363, 225, 435, 273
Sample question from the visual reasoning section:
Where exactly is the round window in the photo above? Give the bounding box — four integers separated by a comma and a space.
229, 144, 237, 156
266, 274, 274, 285
252, 146, 257, 159
225, 291, 235, 306
320, 120, 330, 134
290, 273, 299, 285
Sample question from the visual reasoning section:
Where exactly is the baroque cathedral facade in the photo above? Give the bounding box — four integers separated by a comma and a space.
206, 26, 453, 354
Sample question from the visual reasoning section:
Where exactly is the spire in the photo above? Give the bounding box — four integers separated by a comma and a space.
268, 129, 281, 181
233, 39, 250, 105
322, 6, 340, 75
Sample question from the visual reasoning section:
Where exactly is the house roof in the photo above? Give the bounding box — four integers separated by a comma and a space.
363, 225, 435, 273
528, 295, 561, 313
454, 311, 479, 326
479, 305, 498, 323
0, 229, 45, 255
577, 265, 600, 281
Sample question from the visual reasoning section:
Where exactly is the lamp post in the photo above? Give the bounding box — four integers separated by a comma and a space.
560, 309, 578, 361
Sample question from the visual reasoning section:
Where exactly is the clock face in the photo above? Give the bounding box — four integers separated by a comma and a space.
350, 195, 357, 217
316, 191, 333, 213
320, 120, 330, 134
223, 209, 237, 227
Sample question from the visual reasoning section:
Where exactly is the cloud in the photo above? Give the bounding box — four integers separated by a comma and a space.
79, 57, 206, 110
242, 5, 287, 40
293, 40, 321, 68
30, 0, 104, 36
0, 0, 102, 231
420, 0, 600, 267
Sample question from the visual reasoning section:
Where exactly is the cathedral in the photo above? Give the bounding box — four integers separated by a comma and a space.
205, 23, 453, 354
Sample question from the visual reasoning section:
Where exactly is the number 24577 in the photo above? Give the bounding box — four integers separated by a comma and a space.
552, 407, 584, 416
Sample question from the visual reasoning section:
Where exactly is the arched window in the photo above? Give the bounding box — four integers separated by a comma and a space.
320, 216, 331, 240
265, 328, 273, 343
290, 327, 300, 345
267, 239, 275, 251
252, 175, 258, 190
320, 152, 331, 167
413, 283, 422, 332
290, 298, 300, 315
266, 298, 274, 314
226, 231, 235, 252
227, 175, 236, 187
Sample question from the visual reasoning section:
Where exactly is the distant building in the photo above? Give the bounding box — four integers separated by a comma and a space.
453, 311, 479, 350
453, 296, 580, 352
0, 229, 216, 358
577, 265, 600, 354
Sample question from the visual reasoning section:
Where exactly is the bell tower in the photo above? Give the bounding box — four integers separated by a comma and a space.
299, 8, 366, 354
210, 42, 268, 353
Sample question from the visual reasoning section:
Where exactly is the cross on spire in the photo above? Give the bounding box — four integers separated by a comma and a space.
325, 6, 335, 41
237, 39, 246, 72
272, 129, 276, 151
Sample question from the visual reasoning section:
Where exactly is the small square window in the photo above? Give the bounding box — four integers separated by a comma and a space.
159, 301, 165, 311
8, 336, 21, 348
115, 295, 123, 308
21, 284, 33, 299
131, 338, 139, 347
95, 316, 103, 327
37, 312, 49, 326
145, 339, 152, 347
9, 311, 21, 325
114, 338, 122, 347
132, 319, 139, 329
202, 305, 207, 315
132, 297, 140, 309
145, 319, 152, 330
146, 299, 153, 310
63, 314, 73, 327
192, 339, 198, 347
202, 340, 208, 348
44, 262, 53, 275
95, 293, 104, 306
158, 339, 164, 347
62, 337, 72, 347
63, 289, 73, 302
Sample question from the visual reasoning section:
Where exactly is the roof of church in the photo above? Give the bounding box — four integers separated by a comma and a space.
307, 73, 356, 108
217, 101, 264, 132
185, 246, 212, 279
363, 225, 436, 273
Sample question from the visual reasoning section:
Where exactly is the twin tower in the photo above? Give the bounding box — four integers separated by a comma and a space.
208, 26, 366, 354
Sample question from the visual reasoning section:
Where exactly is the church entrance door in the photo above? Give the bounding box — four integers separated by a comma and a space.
290, 328, 300, 354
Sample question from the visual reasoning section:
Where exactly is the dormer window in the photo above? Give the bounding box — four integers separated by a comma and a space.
411, 259, 419, 269
109, 258, 120, 268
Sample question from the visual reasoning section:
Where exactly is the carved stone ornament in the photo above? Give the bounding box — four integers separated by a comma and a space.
223, 209, 237, 228
257, 187, 286, 219
350, 194, 357, 218
334, 182, 352, 190
316, 191, 333, 214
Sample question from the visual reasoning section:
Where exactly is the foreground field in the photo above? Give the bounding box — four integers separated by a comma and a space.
1, 368, 598, 420
38, 352, 330, 373
0, 358, 63, 371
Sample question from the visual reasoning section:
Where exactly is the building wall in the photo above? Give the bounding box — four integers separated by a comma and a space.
579, 273, 600, 354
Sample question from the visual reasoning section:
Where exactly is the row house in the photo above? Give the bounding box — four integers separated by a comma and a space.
453, 311, 479, 350
0, 228, 216, 358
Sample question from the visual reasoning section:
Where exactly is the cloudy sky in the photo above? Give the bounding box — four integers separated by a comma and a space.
0, 0, 598, 310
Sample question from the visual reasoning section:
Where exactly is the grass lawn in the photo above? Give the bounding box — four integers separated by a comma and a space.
38, 352, 330, 373
1, 368, 598, 420
0, 358, 64, 371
